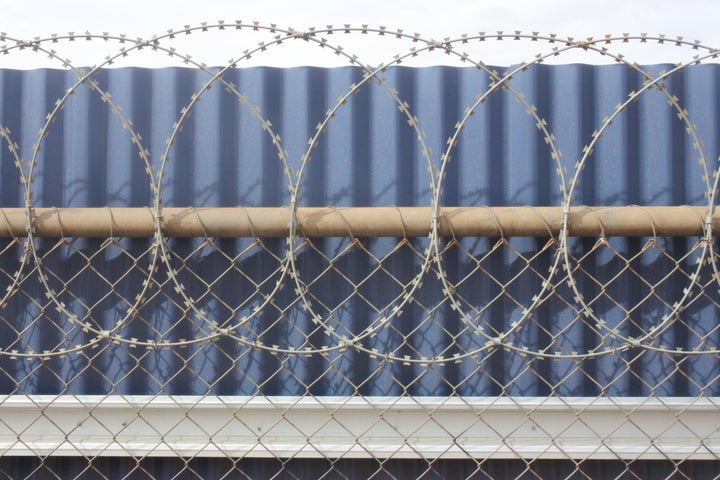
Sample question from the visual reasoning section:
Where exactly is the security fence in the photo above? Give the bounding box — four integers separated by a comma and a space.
0, 23, 718, 479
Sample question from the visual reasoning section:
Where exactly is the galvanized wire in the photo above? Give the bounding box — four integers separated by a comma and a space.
0, 22, 718, 480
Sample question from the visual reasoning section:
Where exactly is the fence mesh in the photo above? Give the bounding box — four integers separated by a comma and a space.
0, 23, 718, 479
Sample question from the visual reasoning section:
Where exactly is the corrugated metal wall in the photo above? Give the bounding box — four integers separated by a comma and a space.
3, 64, 715, 209
0, 65, 719, 477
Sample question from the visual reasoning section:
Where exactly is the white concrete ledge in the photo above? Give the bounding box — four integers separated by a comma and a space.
0, 395, 717, 460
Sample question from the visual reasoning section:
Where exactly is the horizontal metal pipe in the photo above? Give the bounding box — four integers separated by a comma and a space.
0, 206, 710, 238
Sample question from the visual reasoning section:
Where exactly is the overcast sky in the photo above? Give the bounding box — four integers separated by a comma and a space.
0, 0, 717, 68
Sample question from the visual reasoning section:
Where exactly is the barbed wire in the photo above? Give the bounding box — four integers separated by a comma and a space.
0, 23, 716, 366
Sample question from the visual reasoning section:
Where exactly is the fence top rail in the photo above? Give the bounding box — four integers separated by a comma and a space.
0, 205, 710, 238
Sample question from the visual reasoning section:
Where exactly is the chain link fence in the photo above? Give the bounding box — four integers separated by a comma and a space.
0, 22, 718, 479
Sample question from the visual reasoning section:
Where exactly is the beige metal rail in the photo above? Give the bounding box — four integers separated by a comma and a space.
0, 205, 710, 237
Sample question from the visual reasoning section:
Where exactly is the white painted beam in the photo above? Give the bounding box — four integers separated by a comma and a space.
0, 396, 717, 460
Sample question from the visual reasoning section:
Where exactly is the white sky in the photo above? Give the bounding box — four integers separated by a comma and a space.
0, 0, 718, 68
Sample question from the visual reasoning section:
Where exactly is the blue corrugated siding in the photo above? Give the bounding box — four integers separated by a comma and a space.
0, 65, 717, 401
0, 64, 713, 208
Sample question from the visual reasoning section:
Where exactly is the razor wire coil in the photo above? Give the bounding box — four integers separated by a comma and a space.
0, 23, 716, 365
